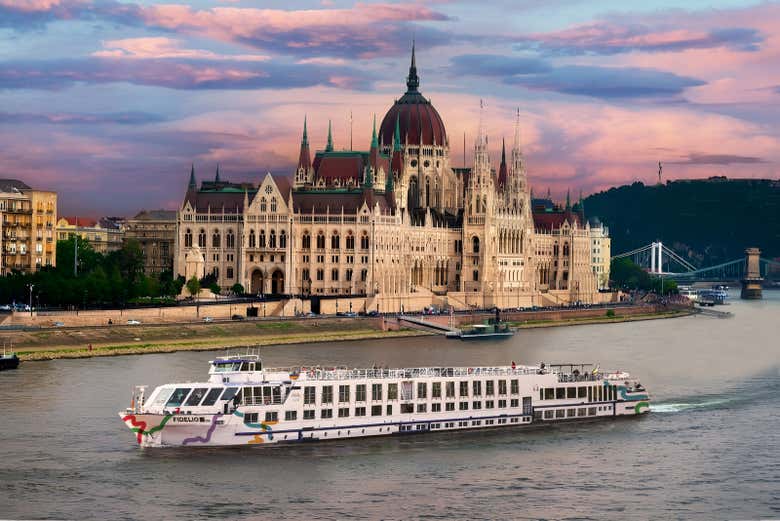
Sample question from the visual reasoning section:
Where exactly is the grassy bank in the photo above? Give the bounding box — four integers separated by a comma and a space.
508, 308, 691, 328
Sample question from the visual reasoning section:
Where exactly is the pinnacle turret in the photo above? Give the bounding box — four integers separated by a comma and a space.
188, 164, 196, 190
406, 40, 420, 93
326, 120, 333, 152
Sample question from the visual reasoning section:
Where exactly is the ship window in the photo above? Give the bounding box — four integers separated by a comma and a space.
511, 399, 519, 407
511, 379, 519, 394
588, 407, 597, 416
486, 381, 494, 396
432, 403, 441, 412
304, 386, 316, 404
166, 388, 192, 407
555, 409, 565, 418
498, 380, 507, 395
321, 385, 333, 404
578, 387, 587, 398
339, 408, 349, 417
498, 399, 507, 408
544, 410, 554, 419
472, 381, 482, 396
338, 385, 350, 403
151, 387, 174, 406
355, 384, 367, 401
556, 388, 566, 399
372, 383, 383, 401
567, 388, 577, 399
285, 411, 297, 421
472, 401, 482, 410
567, 408, 576, 417
587, 387, 593, 402
386, 404, 393, 415
185, 388, 208, 406
401, 403, 414, 414
355, 407, 367, 416
372, 405, 382, 416
544, 388, 554, 400
220, 387, 239, 402
578, 408, 586, 417
214, 362, 240, 372
432, 382, 441, 398
321, 409, 333, 419
445, 402, 455, 411
200, 387, 224, 406
417, 382, 427, 399
244, 413, 258, 424
446, 382, 455, 398
485, 400, 494, 409
303, 410, 315, 420
417, 403, 427, 413
460, 381, 469, 397
387, 383, 398, 400
459, 402, 469, 411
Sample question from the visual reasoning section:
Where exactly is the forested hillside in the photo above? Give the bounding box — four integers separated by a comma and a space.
584, 178, 780, 266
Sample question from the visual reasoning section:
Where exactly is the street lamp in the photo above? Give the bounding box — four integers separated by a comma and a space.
27, 283, 34, 317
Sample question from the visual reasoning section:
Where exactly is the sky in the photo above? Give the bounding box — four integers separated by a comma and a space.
1, 0, 778, 216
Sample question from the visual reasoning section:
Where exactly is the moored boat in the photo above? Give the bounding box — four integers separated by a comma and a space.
119, 352, 651, 448
0, 351, 20, 371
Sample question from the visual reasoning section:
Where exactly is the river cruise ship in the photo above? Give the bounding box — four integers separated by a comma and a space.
120, 352, 650, 448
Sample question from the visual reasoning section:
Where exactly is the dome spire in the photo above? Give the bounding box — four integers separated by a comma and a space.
326, 119, 333, 152
406, 40, 419, 93
371, 113, 378, 149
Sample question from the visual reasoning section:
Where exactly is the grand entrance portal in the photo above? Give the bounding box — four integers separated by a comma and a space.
250, 269, 264, 295
271, 270, 285, 295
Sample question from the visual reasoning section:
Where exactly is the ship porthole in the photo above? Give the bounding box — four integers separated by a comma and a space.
362, 429, 365, 434
347, 430, 350, 435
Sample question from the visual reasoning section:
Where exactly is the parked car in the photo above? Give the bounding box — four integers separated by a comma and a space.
127, 319, 141, 325
0, 304, 11, 311
231, 314, 244, 321
203, 316, 214, 322
366, 310, 380, 317
53, 321, 65, 327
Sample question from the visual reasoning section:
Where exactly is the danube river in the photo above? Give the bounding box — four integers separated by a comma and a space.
1, 291, 778, 520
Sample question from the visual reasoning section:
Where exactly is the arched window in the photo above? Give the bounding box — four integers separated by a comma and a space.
331, 232, 340, 250
361, 269, 368, 282
226, 230, 235, 249
260, 197, 267, 212
425, 177, 430, 207
472, 236, 480, 254
360, 232, 369, 250
302, 231, 311, 249
212, 231, 220, 248
259, 230, 266, 248
249, 229, 256, 248
269, 230, 277, 248
316, 231, 325, 249
280, 230, 287, 249
184, 228, 192, 248
198, 229, 206, 248
346, 231, 355, 250
270, 197, 277, 213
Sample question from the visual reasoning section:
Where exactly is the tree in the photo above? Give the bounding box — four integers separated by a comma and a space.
231, 283, 245, 295
186, 276, 201, 297
209, 282, 221, 295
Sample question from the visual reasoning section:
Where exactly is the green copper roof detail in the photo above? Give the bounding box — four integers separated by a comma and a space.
302, 115, 308, 146
371, 114, 378, 149
188, 164, 196, 189
393, 114, 401, 152
326, 120, 333, 152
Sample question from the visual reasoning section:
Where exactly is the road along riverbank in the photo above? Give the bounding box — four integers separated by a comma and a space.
6, 305, 691, 361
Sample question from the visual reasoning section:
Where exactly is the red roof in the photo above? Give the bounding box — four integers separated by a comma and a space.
314, 155, 364, 180
533, 211, 581, 232
60, 216, 98, 227
379, 94, 447, 147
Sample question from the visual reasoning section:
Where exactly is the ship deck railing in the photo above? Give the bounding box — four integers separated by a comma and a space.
270, 365, 561, 381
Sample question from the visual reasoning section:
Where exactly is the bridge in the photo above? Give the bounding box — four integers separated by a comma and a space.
612, 243, 780, 286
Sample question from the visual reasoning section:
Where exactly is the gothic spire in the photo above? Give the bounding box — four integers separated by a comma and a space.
513, 107, 521, 151
565, 188, 571, 210
215, 164, 221, 183
406, 40, 419, 93
393, 114, 401, 152
188, 164, 196, 190
370, 114, 378, 149
326, 119, 333, 152
302, 115, 308, 146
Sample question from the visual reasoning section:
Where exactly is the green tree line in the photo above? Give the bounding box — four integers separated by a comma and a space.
0, 238, 184, 308
610, 257, 678, 294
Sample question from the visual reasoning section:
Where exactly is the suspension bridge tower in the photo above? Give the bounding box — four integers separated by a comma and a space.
741, 247, 763, 299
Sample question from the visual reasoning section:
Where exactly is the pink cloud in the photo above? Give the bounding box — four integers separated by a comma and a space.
92, 37, 270, 61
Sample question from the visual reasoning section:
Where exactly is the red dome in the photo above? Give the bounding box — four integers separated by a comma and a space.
378, 45, 447, 148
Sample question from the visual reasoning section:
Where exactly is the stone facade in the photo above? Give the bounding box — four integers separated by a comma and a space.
56, 216, 124, 254
173, 50, 609, 311
0, 179, 57, 274
125, 210, 177, 275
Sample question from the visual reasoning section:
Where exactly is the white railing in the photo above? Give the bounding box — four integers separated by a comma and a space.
275, 366, 543, 381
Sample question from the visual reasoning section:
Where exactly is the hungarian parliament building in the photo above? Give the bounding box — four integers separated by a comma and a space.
174, 48, 611, 312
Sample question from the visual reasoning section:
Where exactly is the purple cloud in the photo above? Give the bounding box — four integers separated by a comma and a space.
451, 54, 705, 99
0, 57, 373, 91
514, 23, 763, 56
669, 153, 766, 165
0, 111, 165, 125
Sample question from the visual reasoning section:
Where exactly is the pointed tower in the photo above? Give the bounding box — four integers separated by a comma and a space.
215, 165, 221, 183
406, 40, 419, 94
325, 120, 334, 152
295, 116, 313, 187
565, 189, 571, 211
497, 138, 508, 192
188, 164, 196, 190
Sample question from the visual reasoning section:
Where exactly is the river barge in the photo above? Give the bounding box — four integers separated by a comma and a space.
120, 353, 650, 447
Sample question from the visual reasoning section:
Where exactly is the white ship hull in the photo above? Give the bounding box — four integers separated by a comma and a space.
120, 357, 650, 448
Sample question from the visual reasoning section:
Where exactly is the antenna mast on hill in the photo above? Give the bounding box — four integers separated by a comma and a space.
349, 110, 353, 151
658, 161, 663, 185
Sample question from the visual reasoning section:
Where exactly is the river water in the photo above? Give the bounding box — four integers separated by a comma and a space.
1, 291, 779, 520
